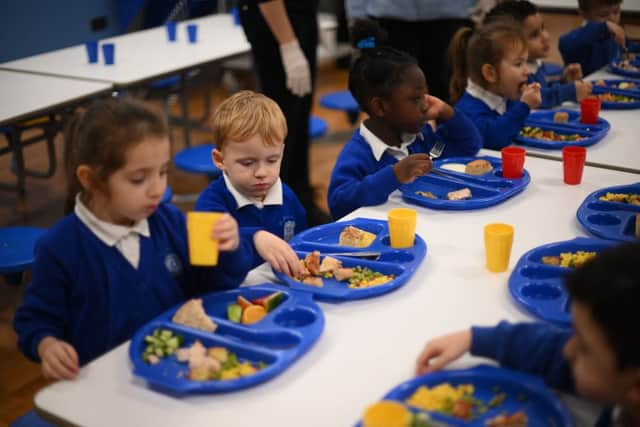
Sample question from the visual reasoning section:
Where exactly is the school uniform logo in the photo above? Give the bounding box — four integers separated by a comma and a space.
164, 253, 183, 276
283, 218, 296, 241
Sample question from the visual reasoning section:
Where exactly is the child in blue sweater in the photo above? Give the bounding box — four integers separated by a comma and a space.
13, 98, 252, 379
195, 91, 305, 278
328, 20, 482, 219
485, 0, 593, 109
415, 242, 640, 426
450, 22, 542, 150
559, 0, 640, 76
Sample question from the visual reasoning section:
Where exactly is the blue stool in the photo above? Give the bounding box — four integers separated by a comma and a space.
310, 116, 328, 139
173, 144, 220, 177
319, 90, 360, 125
162, 185, 173, 203
0, 226, 45, 274
10, 410, 56, 427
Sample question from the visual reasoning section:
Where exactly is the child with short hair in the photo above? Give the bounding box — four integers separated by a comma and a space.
328, 20, 482, 219
13, 98, 252, 379
195, 91, 305, 278
485, 0, 593, 108
415, 242, 640, 426
450, 22, 542, 150
559, 0, 639, 76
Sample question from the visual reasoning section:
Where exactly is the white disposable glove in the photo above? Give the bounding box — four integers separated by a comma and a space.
279, 40, 312, 97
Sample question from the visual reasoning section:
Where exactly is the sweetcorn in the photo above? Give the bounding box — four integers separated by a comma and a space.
599, 192, 640, 205
406, 383, 474, 411
559, 251, 596, 268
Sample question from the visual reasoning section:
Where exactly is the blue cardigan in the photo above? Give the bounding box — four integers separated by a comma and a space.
328, 110, 481, 219
455, 92, 530, 150
528, 63, 577, 109
195, 178, 307, 268
13, 204, 252, 365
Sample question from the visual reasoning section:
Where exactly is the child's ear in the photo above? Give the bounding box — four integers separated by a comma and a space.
481, 64, 498, 84
76, 165, 95, 191
212, 148, 225, 170
369, 96, 387, 118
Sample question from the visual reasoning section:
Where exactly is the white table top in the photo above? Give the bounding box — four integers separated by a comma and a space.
0, 70, 112, 126
35, 151, 637, 427
0, 14, 250, 87
515, 69, 640, 174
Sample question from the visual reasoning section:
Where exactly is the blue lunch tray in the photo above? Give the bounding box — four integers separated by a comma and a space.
400, 156, 530, 210
591, 80, 640, 109
276, 218, 427, 302
577, 182, 640, 242
516, 109, 610, 149
609, 58, 640, 79
509, 237, 616, 328
129, 283, 324, 395
355, 365, 574, 427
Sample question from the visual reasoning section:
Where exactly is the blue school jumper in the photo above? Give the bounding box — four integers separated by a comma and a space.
455, 92, 530, 150
328, 110, 481, 219
195, 177, 307, 268
13, 203, 251, 366
528, 62, 577, 109
559, 21, 640, 76
472, 321, 614, 427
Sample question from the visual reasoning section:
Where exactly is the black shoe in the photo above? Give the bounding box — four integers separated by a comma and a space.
305, 204, 332, 227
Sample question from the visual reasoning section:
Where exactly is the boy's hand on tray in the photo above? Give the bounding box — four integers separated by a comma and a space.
254, 231, 304, 278
38, 336, 80, 380
415, 329, 471, 376
393, 154, 433, 184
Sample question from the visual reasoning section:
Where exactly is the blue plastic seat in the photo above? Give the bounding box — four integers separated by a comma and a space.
0, 226, 46, 274
310, 116, 328, 139
10, 411, 57, 427
173, 143, 220, 177
319, 90, 360, 124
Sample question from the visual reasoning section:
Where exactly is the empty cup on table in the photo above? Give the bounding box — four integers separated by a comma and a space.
102, 43, 115, 65
187, 23, 198, 43
166, 21, 177, 42
580, 97, 601, 124
187, 212, 222, 266
562, 146, 587, 185
501, 146, 526, 179
388, 208, 417, 248
85, 41, 98, 63
484, 223, 514, 273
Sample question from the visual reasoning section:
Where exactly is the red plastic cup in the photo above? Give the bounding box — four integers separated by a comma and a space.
580, 97, 601, 124
562, 146, 587, 185
501, 147, 526, 179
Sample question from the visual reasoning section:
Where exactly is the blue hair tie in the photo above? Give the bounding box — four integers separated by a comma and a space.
357, 36, 375, 49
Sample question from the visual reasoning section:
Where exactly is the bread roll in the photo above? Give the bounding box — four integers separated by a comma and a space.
339, 226, 376, 247
554, 111, 569, 123
465, 159, 493, 175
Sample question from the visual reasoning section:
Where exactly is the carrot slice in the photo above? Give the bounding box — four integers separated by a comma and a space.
241, 305, 266, 325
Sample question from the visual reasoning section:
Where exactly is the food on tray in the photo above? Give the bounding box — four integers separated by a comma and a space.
447, 188, 472, 201
598, 192, 640, 205
440, 163, 467, 173
294, 251, 394, 288
519, 126, 585, 142
596, 92, 636, 103
416, 191, 437, 199
553, 111, 569, 123
175, 340, 266, 381
465, 159, 493, 175
142, 329, 184, 364
172, 298, 218, 332
362, 400, 435, 427
595, 80, 637, 90
339, 225, 377, 248
227, 291, 284, 324
541, 251, 596, 268
615, 59, 640, 72
485, 411, 528, 427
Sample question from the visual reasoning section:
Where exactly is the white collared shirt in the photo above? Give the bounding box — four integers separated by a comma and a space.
74, 194, 150, 269
359, 122, 423, 161
465, 78, 507, 115
527, 59, 542, 74
222, 173, 283, 210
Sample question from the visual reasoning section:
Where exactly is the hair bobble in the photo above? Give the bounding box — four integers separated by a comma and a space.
356, 36, 375, 49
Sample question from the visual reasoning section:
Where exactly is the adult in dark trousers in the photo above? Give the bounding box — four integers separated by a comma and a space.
238, 0, 331, 225
346, 0, 476, 102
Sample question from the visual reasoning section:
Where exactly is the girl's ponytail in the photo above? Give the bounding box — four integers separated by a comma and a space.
448, 26, 473, 104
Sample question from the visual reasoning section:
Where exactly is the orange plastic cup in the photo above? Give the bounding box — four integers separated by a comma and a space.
562, 146, 587, 185
187, 212, 222, 266
501, 147, 526, 179
580, 97, 601, 124
484, 223, 514, 272
388, 208, 417, 248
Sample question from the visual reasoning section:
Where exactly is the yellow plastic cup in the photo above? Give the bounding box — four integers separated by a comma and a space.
362, 400, 412, 427
187, 212, 222, 266
388, 208, 417, 248
484, 223, 514, 272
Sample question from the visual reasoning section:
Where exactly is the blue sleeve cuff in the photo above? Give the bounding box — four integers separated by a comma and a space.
470, 324, 502, 359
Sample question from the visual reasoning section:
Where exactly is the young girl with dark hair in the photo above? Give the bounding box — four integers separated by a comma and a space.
450, 22, 542, 150
14, 98, 252, 379
328, 20, 481, 219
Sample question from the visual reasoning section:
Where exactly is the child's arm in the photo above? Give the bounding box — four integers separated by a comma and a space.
473, 103, 530, 150
559, 22, 622, 74
539, 81, 591, 109
430, 105, 482, 157
38, 336, 80, 380
253, 231, 304, 277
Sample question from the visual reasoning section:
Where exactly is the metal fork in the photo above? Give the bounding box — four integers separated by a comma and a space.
428, 140, 445, 160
